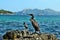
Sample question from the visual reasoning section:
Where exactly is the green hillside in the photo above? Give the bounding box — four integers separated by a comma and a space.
0, 9, 13, 14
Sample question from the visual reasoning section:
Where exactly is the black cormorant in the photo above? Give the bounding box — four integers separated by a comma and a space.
29, 14, 40, 33
23, 22, 28, 29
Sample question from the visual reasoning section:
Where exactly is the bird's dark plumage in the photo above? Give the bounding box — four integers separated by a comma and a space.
29, 14, 40, 33
23, 22, 28, 29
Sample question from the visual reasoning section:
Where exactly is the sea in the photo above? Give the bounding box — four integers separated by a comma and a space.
0, 15, 60, 39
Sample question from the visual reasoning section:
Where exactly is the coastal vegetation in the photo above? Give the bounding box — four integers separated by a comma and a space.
0, 9, 13, 14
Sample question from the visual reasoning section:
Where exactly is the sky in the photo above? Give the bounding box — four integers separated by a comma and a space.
0, 0, 60, 12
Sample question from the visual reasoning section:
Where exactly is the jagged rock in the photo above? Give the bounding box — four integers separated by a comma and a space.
40, 33, 57, 40
3, 30, 58, 40
3, 30, 21, 40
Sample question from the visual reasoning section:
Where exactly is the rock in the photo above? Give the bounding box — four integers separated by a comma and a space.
3, 30, 58, 40
3, 31, 14, 40
3, 30, 21, 40
40, 33, 57, 40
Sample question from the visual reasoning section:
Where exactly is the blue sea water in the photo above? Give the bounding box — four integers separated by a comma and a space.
0, 15, 60, 39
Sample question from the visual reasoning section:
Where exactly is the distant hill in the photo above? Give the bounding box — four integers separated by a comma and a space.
15, 9, 60, 15
0, 9, 60, 15
0, 9, 14, 15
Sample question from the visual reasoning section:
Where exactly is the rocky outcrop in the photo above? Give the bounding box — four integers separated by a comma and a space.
3, 30, 58, 40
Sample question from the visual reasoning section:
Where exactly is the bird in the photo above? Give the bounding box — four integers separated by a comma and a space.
28, 14, 40, 33
23, 22, 28, 29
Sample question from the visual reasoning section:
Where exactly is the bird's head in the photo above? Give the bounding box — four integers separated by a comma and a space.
28, 14, 34, 19
28, 14, 33, 16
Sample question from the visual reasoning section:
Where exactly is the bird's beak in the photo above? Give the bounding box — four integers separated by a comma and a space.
28, 14, 33, 17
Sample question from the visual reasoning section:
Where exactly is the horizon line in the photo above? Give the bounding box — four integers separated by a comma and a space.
0, 8, 60, 12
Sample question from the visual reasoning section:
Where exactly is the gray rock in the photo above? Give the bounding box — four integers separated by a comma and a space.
3, 30, 58, 40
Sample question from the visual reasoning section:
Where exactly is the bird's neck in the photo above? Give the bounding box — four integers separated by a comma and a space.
31, 16, 34, 19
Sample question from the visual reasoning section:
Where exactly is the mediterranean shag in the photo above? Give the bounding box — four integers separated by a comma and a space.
29, 14, 40, 33
23, 22, 28, 29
